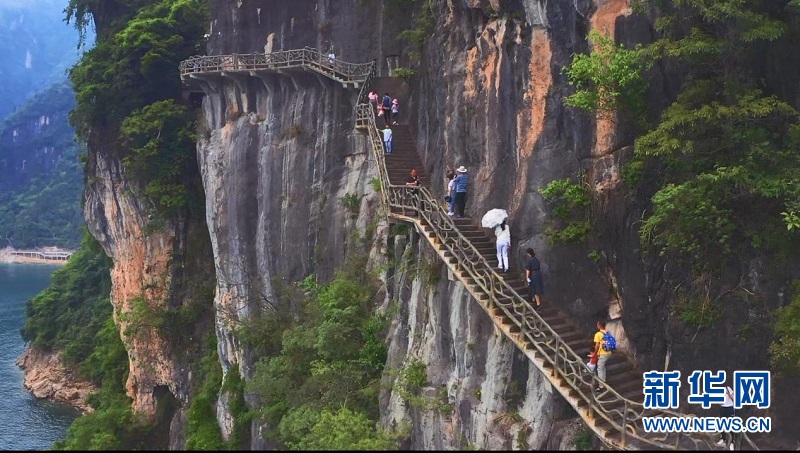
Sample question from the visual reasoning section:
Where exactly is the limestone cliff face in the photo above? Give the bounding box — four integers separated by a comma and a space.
83, 146, 185, 416
196, 0, 637, 448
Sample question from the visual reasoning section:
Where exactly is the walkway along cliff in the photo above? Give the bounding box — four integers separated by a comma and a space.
180, 49, 756, 451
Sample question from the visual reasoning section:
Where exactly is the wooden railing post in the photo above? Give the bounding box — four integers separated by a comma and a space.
553, 336, 561, 378
621, 401, 629, 448
488, 274, 496, 311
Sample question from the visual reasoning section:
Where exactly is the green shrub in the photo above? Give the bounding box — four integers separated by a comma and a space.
397, 358, 428, 396
393, 67, 418, 83
676, 297, 721, 329
121, 100, 197, 219
342, 193, 363, 218
391, 224, 409, 237
571, 426, 594, 450
563, 30, 647, 120
540, 178, 592, 244
246, 262, 392, 449
397, 0, 433, 61
369, 177, 383, 193
769, 282, 800, 373
185, 336, 226, 450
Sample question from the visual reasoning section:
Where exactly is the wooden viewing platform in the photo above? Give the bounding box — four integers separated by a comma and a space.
10, 250, 73, 261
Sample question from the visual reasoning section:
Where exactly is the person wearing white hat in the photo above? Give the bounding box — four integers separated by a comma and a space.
453, 166, 469, 217
391, 98, 399, 125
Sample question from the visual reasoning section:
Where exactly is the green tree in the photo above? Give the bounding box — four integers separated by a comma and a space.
120, 100, 197, 216
247, 266, 392, 449
564, 30, 647, 119
284, 407, 397, 451
770, 282, 800, 373
629, 0, 800, 271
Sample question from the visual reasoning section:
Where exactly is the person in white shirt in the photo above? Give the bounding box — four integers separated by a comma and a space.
446, 170, 456, 215
717, 385, 735, 449
382, 125, 393, 154
494, 220, 511, 273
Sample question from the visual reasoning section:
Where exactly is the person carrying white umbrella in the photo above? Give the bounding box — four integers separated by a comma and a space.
495, 220, 511, 273
482, 209, 510, 273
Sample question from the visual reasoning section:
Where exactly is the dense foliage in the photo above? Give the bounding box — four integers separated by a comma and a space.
27, 1, 211, 449
0, 81, 84, 248
246, 260, 396, 450
67, 0, 206, 222
540, 178, 592, 244
630, 0, 800, 271
22, 232, 115, 370
565, 1, 800, 369
18, 232, 154, 450
564, 30, 647, 120
770, 281, 800, 373
120, 100, 198, 219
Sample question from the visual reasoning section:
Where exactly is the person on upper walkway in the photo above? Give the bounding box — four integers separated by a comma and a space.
525, 248, 543, 308
495, 220, 511, 273
382, 93, 393, 126
452, 166, 468, 217
383, 125, 393, 154
406, 169, 420, 187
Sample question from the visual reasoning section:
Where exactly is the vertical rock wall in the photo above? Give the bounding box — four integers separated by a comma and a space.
196, 0, 638, 448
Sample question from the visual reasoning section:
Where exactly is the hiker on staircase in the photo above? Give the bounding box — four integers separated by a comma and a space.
495, 220, 510, 273
391, 98, 400, 125
452, 166, 469, 217
445, 170, 456, 216
383, 125, 393, 154
593, 321, 616, 392
369, 91, 378, 111
382, 93, 393, 126
525, 248, 544, 308
405, 169, 420, 187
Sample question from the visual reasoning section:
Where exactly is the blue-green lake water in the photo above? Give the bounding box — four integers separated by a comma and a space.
0, 264, 79, 450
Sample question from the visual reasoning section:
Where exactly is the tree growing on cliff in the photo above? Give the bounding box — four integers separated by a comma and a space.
564, 30, 647, 121
631, 0, 800, 273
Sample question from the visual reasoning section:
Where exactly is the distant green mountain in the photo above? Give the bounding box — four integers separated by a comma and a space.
0, 0, 87, 120
0, 80, 83, 249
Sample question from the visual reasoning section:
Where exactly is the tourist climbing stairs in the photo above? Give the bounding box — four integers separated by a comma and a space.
178, 49, 758, 451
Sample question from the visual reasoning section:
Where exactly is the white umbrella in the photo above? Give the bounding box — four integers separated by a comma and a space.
481, 209, 508, 228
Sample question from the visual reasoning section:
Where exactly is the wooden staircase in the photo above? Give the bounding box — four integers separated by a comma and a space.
179, 49, 758, 451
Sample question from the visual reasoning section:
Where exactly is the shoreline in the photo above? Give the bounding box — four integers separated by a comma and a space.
0, 247, 71, 266
16, 346, 96, 413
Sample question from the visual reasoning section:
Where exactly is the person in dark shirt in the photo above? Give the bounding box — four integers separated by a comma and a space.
382, 93, 393, 126
525, 248, 544, 308
453, 166, 468, 218
405, 169, 420, 187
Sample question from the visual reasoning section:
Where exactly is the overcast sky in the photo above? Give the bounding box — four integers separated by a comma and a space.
0, 0, 62, 9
